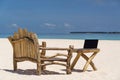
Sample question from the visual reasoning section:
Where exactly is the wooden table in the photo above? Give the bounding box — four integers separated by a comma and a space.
70, 48, 100, 72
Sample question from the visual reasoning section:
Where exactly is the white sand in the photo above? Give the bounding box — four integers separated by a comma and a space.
0, 38, 120, 80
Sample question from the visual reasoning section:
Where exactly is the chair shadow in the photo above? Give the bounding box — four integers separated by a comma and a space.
4, 69, 65, 75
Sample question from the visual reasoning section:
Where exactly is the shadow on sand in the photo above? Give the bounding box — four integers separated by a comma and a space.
61, 69, 93, 73
4, 69, 65, 75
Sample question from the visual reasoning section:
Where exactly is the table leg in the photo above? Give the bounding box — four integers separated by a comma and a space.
70, 52, 82, 70
82, 52, 98, 71
81, 53, 97, 71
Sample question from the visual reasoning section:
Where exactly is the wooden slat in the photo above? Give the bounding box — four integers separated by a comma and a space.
18, 28, 23, 38
13, 32, 19, 40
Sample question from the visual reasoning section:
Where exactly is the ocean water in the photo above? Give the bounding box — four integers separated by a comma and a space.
1, 33, 120, 40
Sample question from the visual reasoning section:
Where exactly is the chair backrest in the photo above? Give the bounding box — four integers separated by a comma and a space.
83, 39, 98, 49
8, 28, 39, 60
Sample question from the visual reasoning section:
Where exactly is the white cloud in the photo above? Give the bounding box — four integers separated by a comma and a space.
64, 23, 71, 27
11, 24, 19, 28
44, 23, 56, 27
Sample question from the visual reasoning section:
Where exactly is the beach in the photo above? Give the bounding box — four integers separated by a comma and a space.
0, 38, 120, 80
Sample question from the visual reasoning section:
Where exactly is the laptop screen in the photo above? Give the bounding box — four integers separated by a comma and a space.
84, 39, 98, 48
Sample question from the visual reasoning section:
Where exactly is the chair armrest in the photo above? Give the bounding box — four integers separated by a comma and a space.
39, 45, 74, 58
39, 47, 70, 51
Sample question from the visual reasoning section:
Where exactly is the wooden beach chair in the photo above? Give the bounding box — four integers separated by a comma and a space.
71, 39, 100, 71
8, 28, 73, 75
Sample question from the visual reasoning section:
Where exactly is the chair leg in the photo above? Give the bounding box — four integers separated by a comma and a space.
66, 67, 71, 74
66, 60, 71, 74
13, 60, 17, 71
37, 63, 41, 75
67, 45, 73, 74
41, 41, 46, 71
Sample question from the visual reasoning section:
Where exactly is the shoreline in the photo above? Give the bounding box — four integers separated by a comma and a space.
1, 38, 120, 41
1, 33, 120, 40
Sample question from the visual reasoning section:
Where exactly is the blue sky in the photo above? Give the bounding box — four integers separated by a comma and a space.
0, 0, 120, 33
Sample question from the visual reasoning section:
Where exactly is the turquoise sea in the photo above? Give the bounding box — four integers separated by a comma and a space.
0, 33, 120, 40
